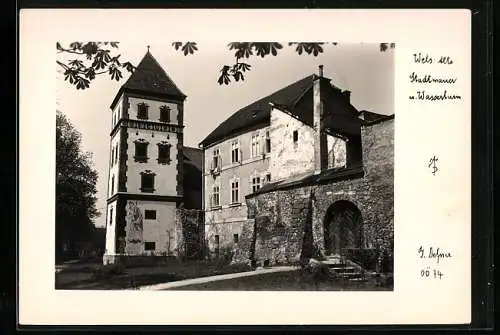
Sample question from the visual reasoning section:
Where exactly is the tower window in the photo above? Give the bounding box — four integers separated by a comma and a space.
109, 208, 113, 226
145, 210, 156, 220
157, 141, 172, 164
111, 175, 115, 194
159, 105, 171, 123
140, 170, 156, 193
293, 130, 299, 144
144, 242, 156, 251
134, 139, 149, 163
137, 103, 149, 119
115, 144, 119, 164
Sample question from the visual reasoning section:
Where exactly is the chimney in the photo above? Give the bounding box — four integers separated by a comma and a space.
342, 90, 351, 103
313, 69, 328, 175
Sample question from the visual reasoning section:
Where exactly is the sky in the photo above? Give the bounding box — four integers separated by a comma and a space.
56, 42, 395, 228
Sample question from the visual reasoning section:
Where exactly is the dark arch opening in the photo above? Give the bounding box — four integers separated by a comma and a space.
323, 200, 363, 256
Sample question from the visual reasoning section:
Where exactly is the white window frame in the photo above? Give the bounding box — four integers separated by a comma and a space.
251, 175, 261, 193
212, 147, 221, 170
250, 132, 260, 158
230, 178, 240, 204
265, 130, 271, 154
231, 140, 240, 163
263, 172, 271, 184
211, 185, 220, 208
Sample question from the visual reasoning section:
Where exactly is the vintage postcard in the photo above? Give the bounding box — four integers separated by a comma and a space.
19, 9, 471, 325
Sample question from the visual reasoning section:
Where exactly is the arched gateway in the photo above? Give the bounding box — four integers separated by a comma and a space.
323, 200, 363, 256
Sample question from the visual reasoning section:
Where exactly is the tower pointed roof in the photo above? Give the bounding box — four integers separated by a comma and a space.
110, 50, 186, 109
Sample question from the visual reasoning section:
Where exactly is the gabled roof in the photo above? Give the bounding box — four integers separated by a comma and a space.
199, 74, 362, 147
200, 75, 317, 147
110, 51, 186, 109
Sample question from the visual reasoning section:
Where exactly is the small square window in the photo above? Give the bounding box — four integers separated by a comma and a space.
144, 242, 156, 251
145, 210, 156, 220
233, 234, 239, 243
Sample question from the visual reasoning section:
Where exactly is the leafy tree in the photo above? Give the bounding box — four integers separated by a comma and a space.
56, 110, 100, 262
56, 42, 395, 90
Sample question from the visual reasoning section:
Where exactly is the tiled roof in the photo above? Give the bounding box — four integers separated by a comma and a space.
110, 51, 185, 109
200, 75, 317, 147
199, 74, 363, 147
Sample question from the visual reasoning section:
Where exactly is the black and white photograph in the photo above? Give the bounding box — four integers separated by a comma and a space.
20, 9, 474, 326
55, 41, 395, 291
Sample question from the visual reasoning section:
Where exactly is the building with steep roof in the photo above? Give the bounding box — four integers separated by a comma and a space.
103, 51, 202, 264
199, 65, 391, 256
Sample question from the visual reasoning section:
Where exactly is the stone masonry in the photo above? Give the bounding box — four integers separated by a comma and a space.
233, 117, 394, 270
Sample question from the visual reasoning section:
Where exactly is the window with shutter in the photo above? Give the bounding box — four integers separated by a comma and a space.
134, 139, 149, 163
140, 170, 156, 193
159, 105, 171, 123
157, 141, 172, 164
137, 103, 149, 119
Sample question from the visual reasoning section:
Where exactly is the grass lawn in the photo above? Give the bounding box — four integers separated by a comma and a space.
55, 259, 253, 290
167, 270, 393, 291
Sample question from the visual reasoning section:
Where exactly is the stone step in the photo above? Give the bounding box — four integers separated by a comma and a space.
337, 272, 364, 279
348, 277, 368, 282
330, 266, 358, 273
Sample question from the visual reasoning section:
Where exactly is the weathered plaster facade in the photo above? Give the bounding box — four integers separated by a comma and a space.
269, 107, 346, 182
233, 117, 394, 270
201, 67, 392, 268
103, 51, 203, 264
203, 127, 271, 253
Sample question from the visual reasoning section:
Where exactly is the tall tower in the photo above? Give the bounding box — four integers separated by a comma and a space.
103, 50, 186, 264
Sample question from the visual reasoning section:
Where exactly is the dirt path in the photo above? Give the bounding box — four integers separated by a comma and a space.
138, 266, 297, 290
